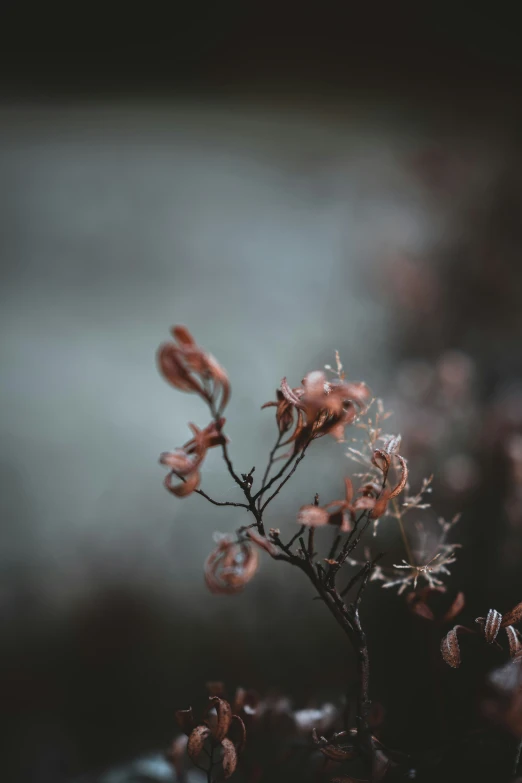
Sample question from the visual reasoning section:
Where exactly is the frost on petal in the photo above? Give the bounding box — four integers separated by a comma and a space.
297, 505, 329, 527
506, 626, 522, 658
441, 627, 461, 668
482, 609, 503, 644
280, 377, 304, 408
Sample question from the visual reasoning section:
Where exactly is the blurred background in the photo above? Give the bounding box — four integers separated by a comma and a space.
1, 5, 522, 782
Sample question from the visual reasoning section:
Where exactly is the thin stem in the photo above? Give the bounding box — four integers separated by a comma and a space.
260, 442, 311, 512
257, 430, 283, 509
392, 496, 414, 565
194, 488, 249, 509
253, 445, 299, 502
209, 399, 244, 490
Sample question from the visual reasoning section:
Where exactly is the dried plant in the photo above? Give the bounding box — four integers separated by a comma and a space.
157, 325, 521, 782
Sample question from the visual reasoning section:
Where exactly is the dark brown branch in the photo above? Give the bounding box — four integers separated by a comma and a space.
194, 488, 249, 509
257, 430, 284, 509
253, 447, 298, 502
260, 442, 311, 512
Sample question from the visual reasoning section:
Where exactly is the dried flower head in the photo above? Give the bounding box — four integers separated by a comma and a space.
160, 418, 227, 497
204, 535, 259, 594
175, 696, 246, 779
158, 325, 230, 413
280, 371, 370, 444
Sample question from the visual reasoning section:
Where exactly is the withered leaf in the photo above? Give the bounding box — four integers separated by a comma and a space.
207, 696, 232, 742
176, 707, 196, 736
441, 627, 461, 668
221, 737, 237, 779
501, 601, 522, 628
187, 725, 210, 760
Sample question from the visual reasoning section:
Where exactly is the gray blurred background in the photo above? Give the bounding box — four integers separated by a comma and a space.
1, 6, 522, 782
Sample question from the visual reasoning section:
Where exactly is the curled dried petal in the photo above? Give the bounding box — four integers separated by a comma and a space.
206, 696, 232, 741
229, 714, 247, 754
501, 601, 522, 628
158, 326, 230, 413
204, 540, 259, 594
388, 454, 408, 499
172, 325, 195, 345
280, 377, 305, 408
164, 469, 201, 497
221, 737, 237, 779
187, 725, 210, 761
482, 609, 503, 644
506, 626, 522, 658
372, 449, 391, 476
158, 343, 205, 395
441, 627, 461, 668
344, 477, 354, 505
442, 592, 466, 624
297, 505, 330, 527
176, 707, 196, 736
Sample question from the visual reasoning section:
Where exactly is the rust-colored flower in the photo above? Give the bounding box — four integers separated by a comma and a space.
174, 697, 246, 779
160, 418, 227, 498
204, 535, 259, 594
280, 371, 370, 444
157, 325, 230, 413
